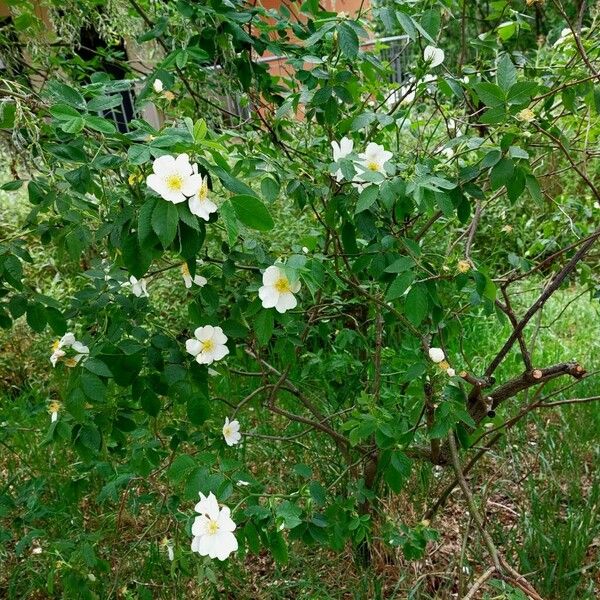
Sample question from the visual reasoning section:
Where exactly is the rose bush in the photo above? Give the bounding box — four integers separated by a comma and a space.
0, 0, 599, 597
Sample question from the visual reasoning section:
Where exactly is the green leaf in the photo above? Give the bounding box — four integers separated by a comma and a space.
356, 185, 379, 213
167, 454, 196, 484
138, 197, 157, 242
84, 115, 117, 134
395, 11, 417, 40
276, 501, 303, 529
81, 372, 106, 402
187, 394, 210, 426
60, 116, 85, 134
49, 104, 81, 121
122, 233, 152, 279
490, 158, 514, 190
385, 271, 415, 301
140, 388, 160, 417
496, 54, 517, 92
507, 81, 538, 106
309, 481, 326, 506
254, 310, 274, 346
84, 358, 113, 378
230, 195, 274, 231
404, 283, 429, 326
26, 303, 47, 332
46, 81, 86, 110
338, 23, 359, 59
77, 424, 102, 452
384, 256, 415, 273
473, 82, 505, 107
268, 530, 288, 565
212, 167, 258, 197
151, 201, 179, 247
261, 177, 280, 202
219, 199, 239, 245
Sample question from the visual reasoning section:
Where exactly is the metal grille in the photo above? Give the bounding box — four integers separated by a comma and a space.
98, 80, 139, 133
360, 35, 412, 85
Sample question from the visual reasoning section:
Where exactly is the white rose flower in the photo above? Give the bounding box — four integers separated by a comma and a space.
127, 275, 148, 298
181, 263, 207, 288
153, 78, 164, 93
424, 45, 445, 68
146, 154, 201, 204
191, 492, 238, 561
428, 347, 446, 363
185, 325, 229, 365
258, 265, 301, 313
50, 333, 89, 367
222, 417, 241, 446
357, 142, 393, 177
188, 165, 218, 221
331, 136, 354, 181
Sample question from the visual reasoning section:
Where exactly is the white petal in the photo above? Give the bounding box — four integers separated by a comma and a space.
183, 273, 193, 288
193, 275, 207, 287
275, 292, 297, 313
428, 347, 445, 363
331, 140, 341, 161
71, 341, 89, 354
214, 531, 238, 560
186, 338, 202, 356
152, 155, 176, 175
159, 188, 188, 204
196, 350, 214, 365
217, 507, 236, 532
196, 534, 214, 557
212, 344, 229, 362
174, 153, 192, 172
182, 173, 204, 197
204, 493, 220, 520
212, 327, 228, 345
259, 286, 279, 309
424, 45, 444, 68
60, 332, 75, 347
340, 136, 353, 156
192, 514, 209, 535
262, 265, 281, 286
195, 325, 214, 341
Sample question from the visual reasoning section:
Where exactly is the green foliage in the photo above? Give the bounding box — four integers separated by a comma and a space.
0, 0, 599, 597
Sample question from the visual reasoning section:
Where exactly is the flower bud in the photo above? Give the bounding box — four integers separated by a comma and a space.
428, 347, 445, 363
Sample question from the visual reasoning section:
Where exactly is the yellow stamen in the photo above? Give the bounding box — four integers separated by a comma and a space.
48, 401, 61, 414
207, 520, 219, 535
198, 179, 208, 200
165, 173, 184, 192
181, 263, 190, 276
223, 425, 232, 437
367, 161, 380, 172
201, 339, 215, 353
52, 340, 61, 351
64, 358, 78, 368
274, 276, 292, 294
